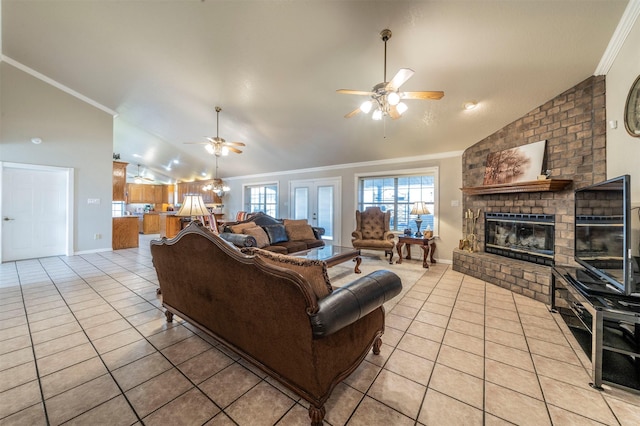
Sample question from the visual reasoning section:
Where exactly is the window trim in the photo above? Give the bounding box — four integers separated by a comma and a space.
242, 181, 280, 217
354, 166, 439, 236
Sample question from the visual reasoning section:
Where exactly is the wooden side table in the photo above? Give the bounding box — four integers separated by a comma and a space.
396, 236, 436, 268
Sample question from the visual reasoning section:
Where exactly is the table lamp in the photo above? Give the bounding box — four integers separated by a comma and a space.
176, 194, 211, 227
410, 201, 431, 237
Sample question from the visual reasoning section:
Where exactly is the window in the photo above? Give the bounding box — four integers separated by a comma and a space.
357, 169, 437, 234
112, 201, 124, 217
244, 183, 278, 217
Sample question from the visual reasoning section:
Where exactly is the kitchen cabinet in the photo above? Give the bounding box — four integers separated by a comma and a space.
112, 217, 139, 249
143, 213, 160, 234
159, 214, 182, 238
127, 183, 169, 204
112, 161, 128, 201
176, 181, 222, 205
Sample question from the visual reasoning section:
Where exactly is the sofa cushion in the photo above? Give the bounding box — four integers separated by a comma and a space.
230, 222, 258, 234
244, 248, 332, 299
263, 224, 288, 244
243, 226, 270, 248
283, 219, 308, 226
274, 241, 308, 253
285, 224, 316, 241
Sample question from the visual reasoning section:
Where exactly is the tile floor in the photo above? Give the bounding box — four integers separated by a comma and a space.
1, 236, 640, 425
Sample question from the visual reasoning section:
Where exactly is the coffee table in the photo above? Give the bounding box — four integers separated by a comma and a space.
294, 245, 362, 274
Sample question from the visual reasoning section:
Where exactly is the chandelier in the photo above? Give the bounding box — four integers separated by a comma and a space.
203, 155, 230, 197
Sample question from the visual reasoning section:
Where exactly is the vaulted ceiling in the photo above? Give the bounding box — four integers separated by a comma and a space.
1, 0, 629, 183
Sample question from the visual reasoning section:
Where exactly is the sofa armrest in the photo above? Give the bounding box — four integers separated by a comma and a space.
219, 232, 257, 248
351, 230, 363, 240
310, 270, 402, 338
312, 226, 325, 239
383, 231, 395, 241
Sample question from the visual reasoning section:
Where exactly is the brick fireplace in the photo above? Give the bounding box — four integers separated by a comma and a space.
453, 76, 607, 303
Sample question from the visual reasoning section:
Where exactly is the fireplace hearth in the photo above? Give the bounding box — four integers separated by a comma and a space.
485, 213, 555, 266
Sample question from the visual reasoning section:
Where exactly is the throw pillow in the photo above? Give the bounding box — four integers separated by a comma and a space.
285, 224, 316, 241
230, 222, 257, 234
263, 224, 288, 244
283, 219, 308, 226
243, 226, 270, 248
246, 248, 332, 299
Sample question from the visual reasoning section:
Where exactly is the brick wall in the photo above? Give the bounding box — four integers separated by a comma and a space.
453, 76, 607, 303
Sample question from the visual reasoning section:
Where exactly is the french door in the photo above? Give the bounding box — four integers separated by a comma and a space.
1, 163, 72, 261
289, 178, 341, 245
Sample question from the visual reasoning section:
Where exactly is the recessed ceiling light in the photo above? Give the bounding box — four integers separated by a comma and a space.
201, 172, 207, 177
463, 101, 478, 110
173, 159, 179, 164
31, 137, 42, 144
133, 153, 142, 158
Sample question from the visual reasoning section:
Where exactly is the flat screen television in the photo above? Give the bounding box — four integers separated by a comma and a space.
574, 175, 638, 296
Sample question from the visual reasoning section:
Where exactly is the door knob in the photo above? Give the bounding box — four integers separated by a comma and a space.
3, 217, 15, 221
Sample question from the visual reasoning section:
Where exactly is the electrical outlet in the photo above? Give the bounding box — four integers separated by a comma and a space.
94, 234, 101, 240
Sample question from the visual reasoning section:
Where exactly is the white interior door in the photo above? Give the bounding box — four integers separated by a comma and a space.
290, 178, 341, 245
1, 163, 71, 261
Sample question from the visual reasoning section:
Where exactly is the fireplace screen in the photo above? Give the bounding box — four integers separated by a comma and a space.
485, 213, 555, 265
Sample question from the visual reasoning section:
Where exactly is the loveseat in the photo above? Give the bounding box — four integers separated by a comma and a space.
150, 222, 402, 425
220, 212, 325, 253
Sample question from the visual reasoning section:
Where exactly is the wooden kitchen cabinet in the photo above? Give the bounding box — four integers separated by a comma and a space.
127, 184, 144, 203
112, 217, 139, 249
127, 183, 168, 204
112, 161, 128, 201
143, 213, 160, 234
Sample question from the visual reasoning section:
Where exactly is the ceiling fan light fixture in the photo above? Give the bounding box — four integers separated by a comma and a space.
372, 109, 383, 121
205, 144, 215, 155
396, 102, 408, 115
387, 92, 400, 106
134, 177, 142, 184
221, 146, 229, 156
360, 100, 373, 113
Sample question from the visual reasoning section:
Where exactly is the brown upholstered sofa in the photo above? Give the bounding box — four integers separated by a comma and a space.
151, 222, 402, 425
220, 212, 325, 253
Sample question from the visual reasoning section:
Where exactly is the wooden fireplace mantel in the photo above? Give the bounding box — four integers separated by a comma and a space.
460, 179, 572, 196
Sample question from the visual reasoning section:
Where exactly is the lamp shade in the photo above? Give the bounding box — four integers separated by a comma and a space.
410, 201, 430, 216
176, 194, 210, 217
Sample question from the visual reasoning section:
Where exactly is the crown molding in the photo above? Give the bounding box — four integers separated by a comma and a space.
1, 55, 118, 117
595, 0, 640, 75
225, 150, 464, 181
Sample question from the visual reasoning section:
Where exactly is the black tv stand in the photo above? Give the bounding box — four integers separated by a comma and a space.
551, 265, 640, 393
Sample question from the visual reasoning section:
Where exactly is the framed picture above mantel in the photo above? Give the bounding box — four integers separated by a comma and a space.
482, 140, 547, 185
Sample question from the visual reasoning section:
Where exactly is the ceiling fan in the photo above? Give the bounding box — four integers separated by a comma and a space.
337, 29, 444, 120
131, 164, 154, 184
184, 106, 245, 156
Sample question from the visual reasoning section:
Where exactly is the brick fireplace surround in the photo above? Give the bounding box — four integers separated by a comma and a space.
453, 76, 606, 304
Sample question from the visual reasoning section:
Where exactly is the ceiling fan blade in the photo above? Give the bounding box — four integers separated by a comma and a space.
402, 91, 445, 100
344, 107, 361, 118
337, 89, 373, 96
388, 105, 401, 120
227, 146, 243, 154
386, 68, 414, 91
226, 141, 246, 147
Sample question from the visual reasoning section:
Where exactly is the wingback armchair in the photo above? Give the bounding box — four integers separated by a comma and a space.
351, 207, 395, 264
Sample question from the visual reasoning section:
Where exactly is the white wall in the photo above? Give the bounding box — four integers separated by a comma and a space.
0, 62, 114, 253
223, 152, 463, 263
606, 14, 640, 257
